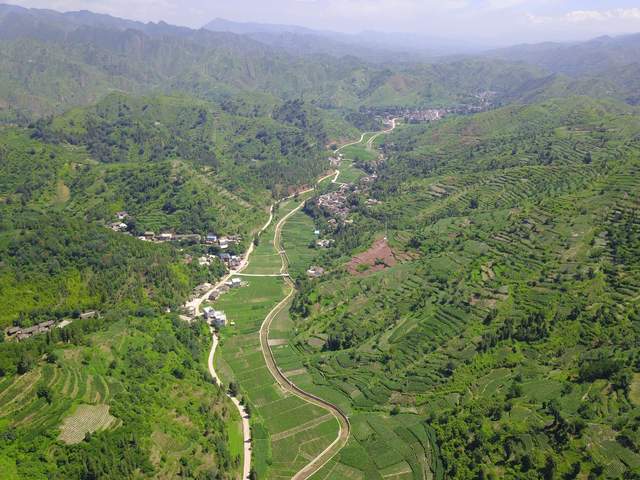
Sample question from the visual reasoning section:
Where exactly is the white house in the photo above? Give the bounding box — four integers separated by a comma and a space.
204, 308, 227, 328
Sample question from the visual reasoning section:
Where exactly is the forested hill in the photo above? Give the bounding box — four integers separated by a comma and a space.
0, 4, 567, 122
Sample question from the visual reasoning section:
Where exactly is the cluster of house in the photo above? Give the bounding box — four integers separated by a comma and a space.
317, 184, 353, 220
205, 234, 242, 250
218, 253, 243, 269
196, 253, 243, 269
138, 232, 202, 243
107, 211, 242, 248
109, 211, 130, 232
5, 311, 97, 341
203, 307, 228, 328
403, 108, 446, 123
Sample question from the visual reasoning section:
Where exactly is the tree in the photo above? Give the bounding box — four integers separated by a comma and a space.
228, 381, 239, 397
37, 385, 53, 404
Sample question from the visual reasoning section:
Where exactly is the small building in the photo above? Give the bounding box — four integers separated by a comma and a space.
231, 278, 242, 288
109, 222, 128, 232
212, 311, 227, 328
307, 266, 325, 278
158, 233, 173, 241
6, 326, 21, 337
204, 308, 227, 328
206, 234, 218, 244
314, 230, 321, 236
143, 231, 155, 238
80, 311, 97, 320
21, 325, 39, 336
316, 239, 334, 248
38, 320, 55, 332
115, 211, 128, 220
219, 253, 231, 263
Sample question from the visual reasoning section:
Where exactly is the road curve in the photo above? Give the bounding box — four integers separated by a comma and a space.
204, 124, 396, 479
259, 178, 351, 480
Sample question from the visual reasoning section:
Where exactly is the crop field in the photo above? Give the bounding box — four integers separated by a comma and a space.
58, 404, 118, 444
310, 413, 438, 480
214, 236, 339, 478
280, 209, 319, 278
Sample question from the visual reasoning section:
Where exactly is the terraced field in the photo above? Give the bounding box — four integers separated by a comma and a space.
0, 317, 240, 479
284, 98, 640, 478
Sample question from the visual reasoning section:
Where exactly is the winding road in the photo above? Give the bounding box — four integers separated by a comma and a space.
203, 121, 399, 480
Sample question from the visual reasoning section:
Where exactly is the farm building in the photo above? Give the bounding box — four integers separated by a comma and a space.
316, 239, 334, 248
80, 311, 97, 320
204, 308, 227, 328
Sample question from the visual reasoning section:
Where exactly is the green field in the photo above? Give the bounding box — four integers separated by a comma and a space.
213, 200, 340, 478
280, 209, 320, 278
336, 161, 367, 184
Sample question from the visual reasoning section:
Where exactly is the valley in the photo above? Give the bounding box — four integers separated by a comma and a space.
1, 3, 640, 480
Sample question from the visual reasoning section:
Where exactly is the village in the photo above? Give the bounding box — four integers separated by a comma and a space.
4, 311, 98, 342
108, 211, 243, 249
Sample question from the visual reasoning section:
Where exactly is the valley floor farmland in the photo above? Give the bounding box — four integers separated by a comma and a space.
212, 176, 347, 479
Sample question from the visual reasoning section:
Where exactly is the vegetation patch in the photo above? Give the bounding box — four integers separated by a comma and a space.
58, 404, 118, 444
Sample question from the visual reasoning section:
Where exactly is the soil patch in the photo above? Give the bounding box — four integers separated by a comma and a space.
347, 238, 398, 276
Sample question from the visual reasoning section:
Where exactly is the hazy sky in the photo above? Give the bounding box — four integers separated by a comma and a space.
9, 0, 640, 44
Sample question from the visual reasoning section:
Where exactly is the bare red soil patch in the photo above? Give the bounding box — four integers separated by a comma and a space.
347, 238, 397, 275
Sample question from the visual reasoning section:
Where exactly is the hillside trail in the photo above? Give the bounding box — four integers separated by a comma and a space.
203, 121, 397, 480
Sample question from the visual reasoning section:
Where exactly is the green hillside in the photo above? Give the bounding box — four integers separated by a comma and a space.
287, 97, 640, 479
0, 312, 240, 479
